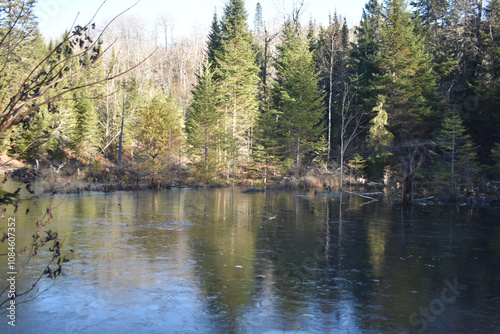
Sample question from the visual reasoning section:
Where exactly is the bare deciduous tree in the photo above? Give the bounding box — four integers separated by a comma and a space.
0, 1, 153, 136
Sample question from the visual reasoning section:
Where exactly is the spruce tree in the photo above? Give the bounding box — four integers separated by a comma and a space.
270, 21, 325, 174
206, 11, 223, 72
71, 90, 99, 162
350, 0, 384, 113
1, 0, 55, 159
0, 0, 41, 72
374, 0, 439, 141
70, 48, 103, 162
186, 61, 224, 182
438, 111, 479, 191
475, 0, 500, 162
217, 0, 260, 172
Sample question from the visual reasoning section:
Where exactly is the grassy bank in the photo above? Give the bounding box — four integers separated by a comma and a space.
3, 157, 500, 206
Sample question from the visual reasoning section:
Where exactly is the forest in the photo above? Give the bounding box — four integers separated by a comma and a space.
1, 0, 500, 203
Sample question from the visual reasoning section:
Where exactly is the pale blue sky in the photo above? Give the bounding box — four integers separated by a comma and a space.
34, 0, 367, 40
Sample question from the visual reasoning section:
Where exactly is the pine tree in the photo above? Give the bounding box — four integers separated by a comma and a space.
270, 20, 325, 174
252, 2, 277, 116
252, 2, 266, 110
0, 0, 45, 113
347, 153, 367, 179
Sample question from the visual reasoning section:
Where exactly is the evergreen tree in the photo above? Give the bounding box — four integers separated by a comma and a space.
206, 11, 223, 72
138, 94, 183, 182
0, 0, 45, 125
366, 94, 394, 155
474, 0, 500, 163
438, 111, 479, 190
252, 2, 267, 111
0, 0, 41, 74
186, 61, 224, 182
70, 48, 103, 162
254, 2, 264, 37
491, 142, 500, 176
0, 0, 59, 159
374, 0, 439, 141
217, 0, 260, 173
71, 91, 99, 162
270, 21, 325, 174
350, 0, 384, 113
414, 0, 485, 163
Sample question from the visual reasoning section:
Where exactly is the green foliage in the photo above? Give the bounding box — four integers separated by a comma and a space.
270, 21, 325, 173
0, 0, 42, 77
347, 153, 367, 177
2, 0, 499, 191
216, 0, 260, 164
366, 95, 393, 155
71, 92, 100, 161
473, 0, 500, 161
139, 95, 183, 159
8, 105, 72, 160
206, 12, 223, 73
491, 142, 500, 176
438, 111, 480, 189
374, 0, 439, 140
349, 0, 383, 112
186, 62, 224, 182
137, 94, 183, 182
0, 0, 47, 156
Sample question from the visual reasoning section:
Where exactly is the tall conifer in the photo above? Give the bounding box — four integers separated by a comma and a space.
186, 61, 224, 181
217, 0, 260, 168
374, 0, 439, 141
271, 21, 325, 173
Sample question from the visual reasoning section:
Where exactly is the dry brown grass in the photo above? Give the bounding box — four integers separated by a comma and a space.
278, 168, 340, 190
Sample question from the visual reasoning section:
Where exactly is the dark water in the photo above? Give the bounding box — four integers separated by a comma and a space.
1, 187, 499, 333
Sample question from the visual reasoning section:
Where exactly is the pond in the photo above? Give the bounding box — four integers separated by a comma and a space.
1, 187, 500, 333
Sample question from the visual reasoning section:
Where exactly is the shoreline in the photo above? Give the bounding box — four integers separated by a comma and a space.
2, 161, 500, 207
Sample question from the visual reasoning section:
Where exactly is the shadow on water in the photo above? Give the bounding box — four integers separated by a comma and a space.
1, 187, 499, 333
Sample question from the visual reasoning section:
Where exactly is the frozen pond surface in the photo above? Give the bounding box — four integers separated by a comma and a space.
1, 188, 500, 333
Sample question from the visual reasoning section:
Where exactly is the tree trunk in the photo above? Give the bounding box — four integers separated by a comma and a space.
327, 45, 333, 163
118, 91, 126, 166
296, 137, 300, 176
401, 158, 413, 206
340, 148, 344, 191
204, 127, 208, 174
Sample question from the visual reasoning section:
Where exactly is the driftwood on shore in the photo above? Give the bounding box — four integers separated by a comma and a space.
343, 190, 383, 201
